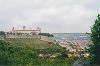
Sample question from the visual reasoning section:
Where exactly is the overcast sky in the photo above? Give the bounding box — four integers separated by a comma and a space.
0, 0, 100, 33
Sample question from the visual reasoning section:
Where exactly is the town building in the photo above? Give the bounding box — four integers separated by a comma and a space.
55, 33, 90, 52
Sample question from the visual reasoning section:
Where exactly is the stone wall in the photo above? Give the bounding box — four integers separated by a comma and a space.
5, 35, 40, 39
40, 36, 55, 42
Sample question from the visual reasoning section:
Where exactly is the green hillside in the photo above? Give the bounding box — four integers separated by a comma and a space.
0, 38, 74, 66
5, 38, 61, 49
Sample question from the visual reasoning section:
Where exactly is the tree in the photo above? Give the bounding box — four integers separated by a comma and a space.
89, 14, 100, 64
0, 40, 11, 65
0, 31, 5, 35
39, 33, 54, 37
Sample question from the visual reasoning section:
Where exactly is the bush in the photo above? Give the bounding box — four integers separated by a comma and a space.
0, 31, 5, 35
39, 33, 54, 37
0, 40, 11, 65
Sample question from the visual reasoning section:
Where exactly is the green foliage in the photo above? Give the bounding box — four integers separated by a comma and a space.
6, 38, 59, 49
0, 39, 73, 66
0, 40, 11, 65
89, 14, 100, 64
39, 33, 54, 37
0, 31, 5, 35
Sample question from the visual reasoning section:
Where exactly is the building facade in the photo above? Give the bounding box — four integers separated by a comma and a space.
11, 26, 41, 35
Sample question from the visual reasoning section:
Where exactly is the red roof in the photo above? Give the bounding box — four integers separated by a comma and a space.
14, 30, 38, 31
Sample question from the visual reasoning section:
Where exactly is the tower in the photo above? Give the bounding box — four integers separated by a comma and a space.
12, 27, 14, 30
37, 27, 41, 34
23, 26, 25, 30
39, 28, 41, 33
12, 27, 15, 33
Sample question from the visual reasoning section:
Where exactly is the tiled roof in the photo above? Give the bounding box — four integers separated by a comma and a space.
14, 30, 38, 31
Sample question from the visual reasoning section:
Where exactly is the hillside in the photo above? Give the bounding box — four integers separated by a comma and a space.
5, 38, 61, 49
0, 38, 75, 66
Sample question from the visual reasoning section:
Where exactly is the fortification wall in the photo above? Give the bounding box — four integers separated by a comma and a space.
5, 35, 40, 38
40, 36, 55, 42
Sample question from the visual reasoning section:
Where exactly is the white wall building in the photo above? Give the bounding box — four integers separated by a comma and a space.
11, 26, 41, 35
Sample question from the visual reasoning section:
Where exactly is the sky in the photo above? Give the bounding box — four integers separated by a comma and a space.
0, 0, 100, 33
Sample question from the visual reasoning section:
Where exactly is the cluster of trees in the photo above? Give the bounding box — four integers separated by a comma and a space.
89, 14, 100, 65
39, 33, 54, 37
0, 31, 5, 35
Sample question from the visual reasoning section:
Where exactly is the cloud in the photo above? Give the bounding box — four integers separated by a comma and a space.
0, 0, 100, 33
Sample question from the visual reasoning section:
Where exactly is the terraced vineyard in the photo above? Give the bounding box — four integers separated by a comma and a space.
0, 38, 75, 66
5, 38, 61, 49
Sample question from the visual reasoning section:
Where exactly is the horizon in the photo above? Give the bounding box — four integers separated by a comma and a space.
0, 26, 92, 33
0, 0, 100, 33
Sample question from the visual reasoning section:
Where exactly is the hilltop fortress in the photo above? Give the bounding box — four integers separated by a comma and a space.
3, 26, 55, 43
4, 26, 41, 39
7, 26, 41, 35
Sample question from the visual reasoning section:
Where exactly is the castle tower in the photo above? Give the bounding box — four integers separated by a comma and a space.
12, 27, 14, 31
39, 28, 41, 33
37, 27, 41, 34
23, 26, 25, 30
37, 27, 39, 30
11, 27, 15, 33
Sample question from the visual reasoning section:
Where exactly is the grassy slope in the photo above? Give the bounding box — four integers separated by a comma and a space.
5, 38, 61, 49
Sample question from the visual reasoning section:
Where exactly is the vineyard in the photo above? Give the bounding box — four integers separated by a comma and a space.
5, 38, 60, 49
0, 38, 75, 66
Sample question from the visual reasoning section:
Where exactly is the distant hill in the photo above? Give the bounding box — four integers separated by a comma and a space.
53, 33, 90, 40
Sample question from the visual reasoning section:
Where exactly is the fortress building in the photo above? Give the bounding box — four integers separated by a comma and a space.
11, 26, 41, 35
